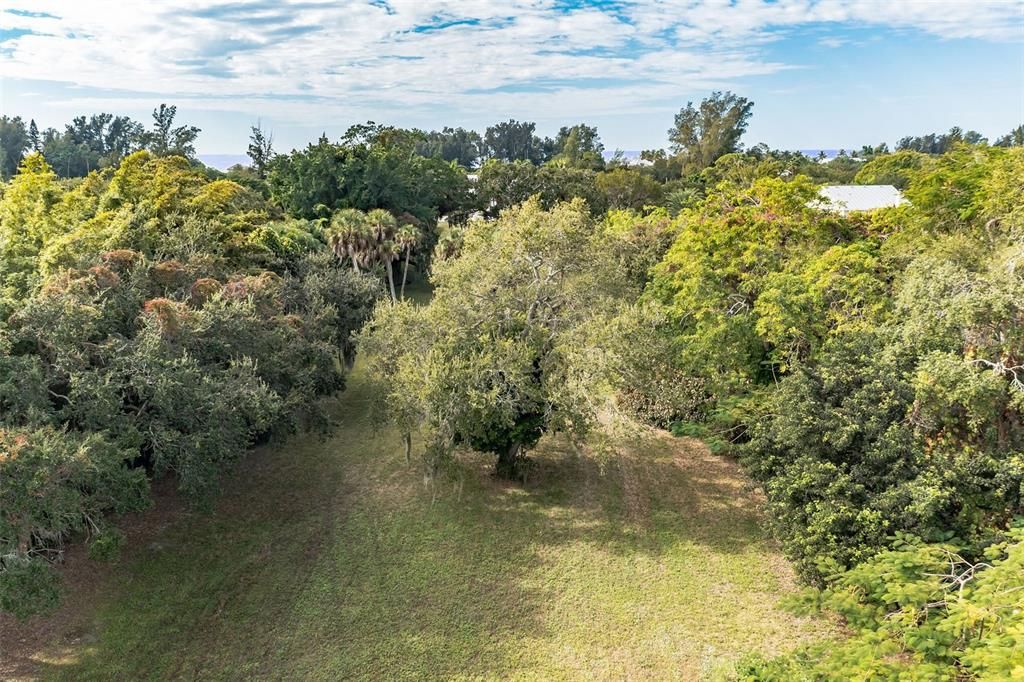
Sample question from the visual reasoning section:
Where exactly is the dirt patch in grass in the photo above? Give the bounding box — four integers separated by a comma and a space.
0, 478, 186, 680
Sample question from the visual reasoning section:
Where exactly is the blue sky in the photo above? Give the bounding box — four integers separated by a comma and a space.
1, 1, 1022, 154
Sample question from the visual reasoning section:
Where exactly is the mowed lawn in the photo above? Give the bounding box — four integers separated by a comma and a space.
11, 363, 828, 680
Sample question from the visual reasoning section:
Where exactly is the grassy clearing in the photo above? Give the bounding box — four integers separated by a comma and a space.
10, 360, 828, 680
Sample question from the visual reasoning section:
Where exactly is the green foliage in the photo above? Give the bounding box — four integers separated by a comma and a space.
740, 530, 1024, 680
40, 113, 145, 178
897, 125, 988, 154
87, 528, 126, 562
600, 208, 681, 288
0, 153, 63, 308
359, 198, 626, 477
143, 104, 200, 159
476, 159, 605, 217
978, 147, 1024, 235
482, 119, 553, 164
0, 555, 61, 620
267, 125, 471, 224
414, 126, 483, 168
0, 115, 30, 179
647, 141, 1024, 594
649, 174, 847, 391
902, 144, 1005, 229
552, 124, 605, 170
595, 167, 663, 211
854, 149, 929, 189
0, 151, 380, 616
668, 91, 754, 171
0, 427, 149, 619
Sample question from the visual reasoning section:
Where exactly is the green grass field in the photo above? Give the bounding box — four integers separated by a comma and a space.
9, 359, 828, 680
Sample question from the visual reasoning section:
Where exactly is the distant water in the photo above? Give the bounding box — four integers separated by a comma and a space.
198, 154, 249, 170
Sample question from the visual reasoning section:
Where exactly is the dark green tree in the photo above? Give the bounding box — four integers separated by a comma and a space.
144, 104, 201, 158
668, 91, 754, 170
27, 119, 40, 152
0, 115, 29, 179
483, 119, 552, 164
414, 127, 482, 168
553, 124, 605, 169
247, 122, 274, 178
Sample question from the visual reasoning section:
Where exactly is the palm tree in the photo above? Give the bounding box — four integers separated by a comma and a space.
328, 208, 370, 273
367, 209, 399, 302
395, 224, 421, 299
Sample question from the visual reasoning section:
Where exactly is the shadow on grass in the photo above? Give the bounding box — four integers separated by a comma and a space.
31, 369, 798, 681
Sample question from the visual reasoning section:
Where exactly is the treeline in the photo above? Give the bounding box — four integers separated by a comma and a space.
0, 105, 200, 179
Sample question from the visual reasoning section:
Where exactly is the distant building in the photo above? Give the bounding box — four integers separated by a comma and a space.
812, 184, 908, 215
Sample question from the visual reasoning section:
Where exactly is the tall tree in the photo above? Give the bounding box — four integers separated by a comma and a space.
247, 122, 274, 179
0, 116, 29, 179
366, 208, 399, 302
328, 208, 372, 273
27, 119, 40, 152
359, 198, 626, 478
58, 113, 144, 173
553, 124, 605, 169
145, 104, 201, 158
326, 207, 401, 301
395, 223, 421, 299
668, 91, 754, 170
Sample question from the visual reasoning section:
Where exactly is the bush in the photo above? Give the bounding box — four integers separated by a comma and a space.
0, 428, 149, 618
0, 555, 61, 620
738, 529, 1024, 680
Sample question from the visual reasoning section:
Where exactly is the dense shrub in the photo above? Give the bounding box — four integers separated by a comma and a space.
0, 427, 149, 616
0, 154, 381, 616
739, 530, 1024, 680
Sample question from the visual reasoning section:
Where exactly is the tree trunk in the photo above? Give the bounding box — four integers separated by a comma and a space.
385, 259, 397, 302
496, 442, 521, 479
400, 247, 411, 300
403, 432, 412, 464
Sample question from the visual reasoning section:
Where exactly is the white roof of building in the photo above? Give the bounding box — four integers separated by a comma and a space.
813, 185, 907, 214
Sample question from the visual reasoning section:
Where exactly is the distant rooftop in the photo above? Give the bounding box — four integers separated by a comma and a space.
813, 184, 908, 214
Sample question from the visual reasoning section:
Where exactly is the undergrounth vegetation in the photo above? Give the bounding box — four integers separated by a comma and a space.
1, 362, 827, 680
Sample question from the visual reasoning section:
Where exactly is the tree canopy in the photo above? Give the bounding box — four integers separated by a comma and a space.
360, 198, 627, 478
668, 91, 754, 171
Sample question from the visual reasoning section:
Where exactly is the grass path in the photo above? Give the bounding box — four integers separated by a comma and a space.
3, 364, 828, 680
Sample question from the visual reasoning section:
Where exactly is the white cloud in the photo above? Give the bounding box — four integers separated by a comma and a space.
818, 36, 847, 48
1, 0, 1021, 124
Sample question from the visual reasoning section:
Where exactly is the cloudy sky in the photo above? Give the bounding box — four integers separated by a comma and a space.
1, 0, 1022, 156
